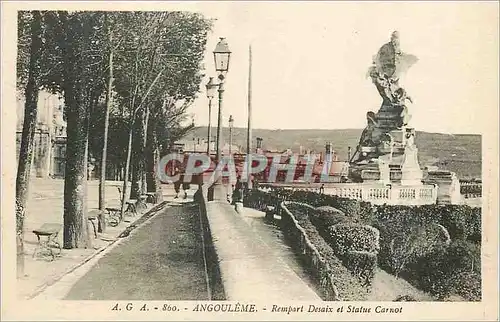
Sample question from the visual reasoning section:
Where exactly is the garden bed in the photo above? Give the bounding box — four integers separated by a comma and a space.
245, 188, 481, 301
281, 202, 369, 301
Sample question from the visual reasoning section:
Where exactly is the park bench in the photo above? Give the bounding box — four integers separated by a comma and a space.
144, 192, 158, 204
32, 223, 62, 261
138, 194, 148, 209
117, 187, 138, 216
125, 200, 138, 216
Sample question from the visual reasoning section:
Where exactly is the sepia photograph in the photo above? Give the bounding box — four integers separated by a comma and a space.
1, 1, 498, 321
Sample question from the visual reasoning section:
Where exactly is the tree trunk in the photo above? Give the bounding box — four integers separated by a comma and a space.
146, 122, 163, 203
15, 10, 42, 278
83, 118, 93, 249
130, 109, 144, 200
98, 26, 113, 233
145, 120, 156, 192
63, 87, 91, 249
141, 107, 150, 193
120, 125, 133, 219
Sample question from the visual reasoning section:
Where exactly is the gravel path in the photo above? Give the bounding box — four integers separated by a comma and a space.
64, 202, 209, 300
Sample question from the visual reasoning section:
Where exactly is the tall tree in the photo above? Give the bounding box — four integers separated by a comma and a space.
57, 11, 107, 248
110, 11, 212, 213
15, 10, 43, 278
98, 13, 115, 233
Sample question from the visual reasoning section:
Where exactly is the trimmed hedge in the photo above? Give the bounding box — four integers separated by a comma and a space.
245, 187, 482, 301
246, 188, 481, 244
310, 207, 352, 233
328, 224, 380, 255
316, 205, 345, 215
285, 203, 369, 301
287, 203, 379, 288
404, 239, 481, 301
326, 223, 380, 287
344, 250, 378, 287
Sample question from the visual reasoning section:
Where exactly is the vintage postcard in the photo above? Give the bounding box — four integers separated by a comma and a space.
1, 1, 498, 321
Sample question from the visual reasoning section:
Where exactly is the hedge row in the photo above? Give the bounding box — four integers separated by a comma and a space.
244, 188, 482, 301
404, 240, 481, 301
344, 251, 378, 287
245, 188, 481, 244
284, 203, 369, 301
329, 224, 380, 255
304, 205, 380, 287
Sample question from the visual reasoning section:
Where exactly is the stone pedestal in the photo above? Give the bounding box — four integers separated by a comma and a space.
378, 156, 391, 185
424, 170, 463, 205
400, 145, 423, 186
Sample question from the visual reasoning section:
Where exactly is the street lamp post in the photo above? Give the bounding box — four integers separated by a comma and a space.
228, 115, 234, 156
205, 77, 217, 155
212, 37, 231, 199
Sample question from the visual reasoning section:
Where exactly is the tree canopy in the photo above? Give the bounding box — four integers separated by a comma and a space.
16, 10, 214, 248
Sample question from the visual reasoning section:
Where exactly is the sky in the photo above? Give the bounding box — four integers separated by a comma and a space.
180, 1, 498, 135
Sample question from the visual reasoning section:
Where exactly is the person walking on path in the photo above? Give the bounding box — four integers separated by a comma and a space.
232, 176, 244, 212
173, 167, 189, 199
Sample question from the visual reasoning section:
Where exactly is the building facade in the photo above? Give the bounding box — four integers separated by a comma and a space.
16, 90, 67, 178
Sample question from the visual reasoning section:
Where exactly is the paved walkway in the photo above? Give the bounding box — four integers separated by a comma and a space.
64, 201, 208, 300
205, 203, 321, 301
239, 207, 322, 298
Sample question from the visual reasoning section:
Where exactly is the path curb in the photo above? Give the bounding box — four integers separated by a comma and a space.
26, 201, 169, 300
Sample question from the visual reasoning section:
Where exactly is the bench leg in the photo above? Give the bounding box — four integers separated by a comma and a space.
34, 236, 54, 260
89, 220, 97, 238
48, 233, 61, 260
125, 204, 137, 216
51, 233, 61, 253
49, 246, 56, 261
33, 235, 41, 258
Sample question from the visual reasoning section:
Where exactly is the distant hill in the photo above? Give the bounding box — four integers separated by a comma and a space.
185, 127, 481, 179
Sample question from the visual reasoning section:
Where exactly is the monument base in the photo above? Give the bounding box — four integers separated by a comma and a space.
423, 170, 463, 205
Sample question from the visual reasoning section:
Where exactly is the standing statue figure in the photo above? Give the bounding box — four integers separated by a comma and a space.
373, 31, 417, 79
369, 32, 418, 98
366, 31, 418, 130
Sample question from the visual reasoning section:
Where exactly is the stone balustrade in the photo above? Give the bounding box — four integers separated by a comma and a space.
259, 182, 438, 206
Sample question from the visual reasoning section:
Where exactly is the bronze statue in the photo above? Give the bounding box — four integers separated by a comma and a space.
353, 31, 418, 165
369, 31, 417, 104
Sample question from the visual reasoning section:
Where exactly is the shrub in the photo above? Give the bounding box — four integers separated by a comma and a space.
310, 206, 352, 235
252, 188, 481, 246
249, 187, 482, 301
328, 223, 380, 255
381, 223, 452, 277
284, 203, 369, 301
316, 205, 345, 215
405, 240, 481, 301
440, 205, 481, 242
344, 250, 377, 287
449, 270, 481, 301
